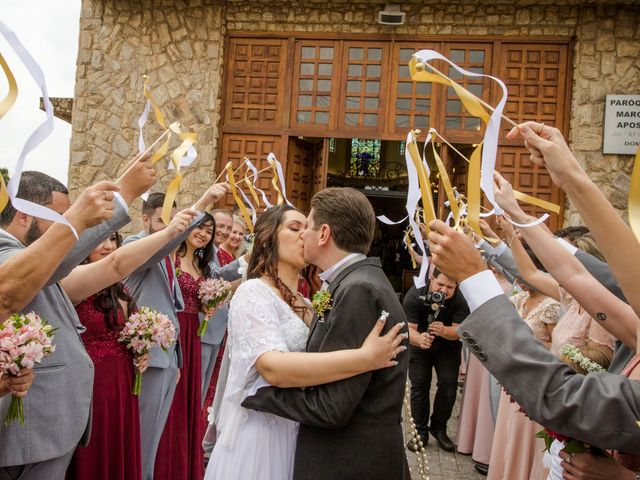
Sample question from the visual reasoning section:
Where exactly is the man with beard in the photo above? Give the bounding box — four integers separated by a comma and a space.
0, 161, 155, 480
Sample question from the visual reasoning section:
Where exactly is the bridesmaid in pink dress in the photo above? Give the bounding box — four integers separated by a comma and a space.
487, 287, 561, 480
457, 270, 515, 469
155, 214, 215, 480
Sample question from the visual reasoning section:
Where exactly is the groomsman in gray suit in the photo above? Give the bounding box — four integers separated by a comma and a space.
427, 220, 640, 454
0, 163, 155, 480
200, 209, 245, 404
123, 185, 231, 480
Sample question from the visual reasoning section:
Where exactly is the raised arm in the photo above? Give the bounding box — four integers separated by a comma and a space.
0, 181, 120, 316
427, 220, 640, 454
61, 209, 199, 305
494, 216, 560, 301
507, 122, 640, 321
493, 174, 637, 351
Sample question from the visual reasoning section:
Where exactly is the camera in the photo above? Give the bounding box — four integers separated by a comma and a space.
426, 291, 446, 306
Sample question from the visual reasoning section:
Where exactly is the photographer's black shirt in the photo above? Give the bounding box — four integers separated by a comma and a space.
403, 283, 470, 351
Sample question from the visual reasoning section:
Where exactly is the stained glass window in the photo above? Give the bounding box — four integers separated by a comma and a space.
349, 139, 381, 177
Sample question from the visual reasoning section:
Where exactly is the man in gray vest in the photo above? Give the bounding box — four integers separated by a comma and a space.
0, 162, 155, 480
123, 184, 236, 480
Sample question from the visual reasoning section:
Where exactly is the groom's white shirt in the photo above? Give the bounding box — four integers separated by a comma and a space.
319, 253, 365, 285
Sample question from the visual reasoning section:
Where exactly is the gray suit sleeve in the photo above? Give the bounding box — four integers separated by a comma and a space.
126, 213, 205, 274
210, 259, 243, 281
47, 202, 131, 286
458, 294, 640, 453
479, 240, 520, 284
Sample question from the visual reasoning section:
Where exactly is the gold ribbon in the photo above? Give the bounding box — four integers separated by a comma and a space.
0, 53, 18, 119
225, 162, 254, 233
431, 140, 460, 227
143, 77, 172, 165
513, 190, 561, 215
410, 58, 490, 123
243, 164, 261, 209
629, 147, 640, 242
406, 131, 436, 229
404, 227, 418, 269
466, 143, 483, 235
161, 126, 196, 225
0, 53, 18, 213
268, 158, 285, 206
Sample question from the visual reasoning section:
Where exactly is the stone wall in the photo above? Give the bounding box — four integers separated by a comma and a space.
71, 0, 640, 233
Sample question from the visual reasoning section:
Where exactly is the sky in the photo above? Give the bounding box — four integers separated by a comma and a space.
1, 0, 81, 185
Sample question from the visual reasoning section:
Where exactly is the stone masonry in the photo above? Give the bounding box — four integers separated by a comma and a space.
70, 0, 640, 233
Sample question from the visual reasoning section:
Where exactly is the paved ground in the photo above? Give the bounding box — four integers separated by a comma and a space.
406, 380, 485, 480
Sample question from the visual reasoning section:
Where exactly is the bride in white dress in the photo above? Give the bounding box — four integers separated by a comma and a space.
204, 206, 405, 480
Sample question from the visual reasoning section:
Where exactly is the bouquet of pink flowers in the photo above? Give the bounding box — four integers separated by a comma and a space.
119, 307, 176, 395
197, 278, 233, 337
0, 312, 56, 426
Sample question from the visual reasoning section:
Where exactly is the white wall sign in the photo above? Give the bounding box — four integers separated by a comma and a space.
603, 95, 640, 155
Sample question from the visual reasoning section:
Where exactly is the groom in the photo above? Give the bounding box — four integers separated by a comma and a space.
243, 187, 409, 480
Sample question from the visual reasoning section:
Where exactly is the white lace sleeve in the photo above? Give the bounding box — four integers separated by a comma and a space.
216, 280, 289, 447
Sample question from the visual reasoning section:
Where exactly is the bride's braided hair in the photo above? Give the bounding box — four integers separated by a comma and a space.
247, 205, 305, 316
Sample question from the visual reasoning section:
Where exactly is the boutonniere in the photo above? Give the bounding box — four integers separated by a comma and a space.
311, 290, 333, 322
175, 267, 182, 277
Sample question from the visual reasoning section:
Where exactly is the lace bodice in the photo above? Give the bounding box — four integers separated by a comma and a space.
216, 278, 309, 447
510, 291, 561, 345
175, 257, 204, 315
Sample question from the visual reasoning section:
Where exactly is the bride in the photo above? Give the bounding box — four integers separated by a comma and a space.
204, 205, 405, 480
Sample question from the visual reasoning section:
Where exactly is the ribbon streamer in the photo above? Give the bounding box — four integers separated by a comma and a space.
0, 53, 18, 118
267, 153, 293, 207
242, 164, 261, 209
244, 158, 272, 208
225, 162, 254, 233
430, 139, 460, 228
411, 50, 507, 211
377, 214, 409, 225
0, 21, 77, 237
628, 148, 640, 242
466, 143, 483, 235
161, 126, 196, 225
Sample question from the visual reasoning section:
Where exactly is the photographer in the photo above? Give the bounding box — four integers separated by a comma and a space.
404, 268, 469, 452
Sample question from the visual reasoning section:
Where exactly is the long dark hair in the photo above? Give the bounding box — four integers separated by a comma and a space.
247, 205, 305, 315
177, 213, 215, 278
86, 232, 137, 330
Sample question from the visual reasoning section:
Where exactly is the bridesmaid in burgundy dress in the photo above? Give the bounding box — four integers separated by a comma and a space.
155, 213, 215, 480
60, 211, 197, 480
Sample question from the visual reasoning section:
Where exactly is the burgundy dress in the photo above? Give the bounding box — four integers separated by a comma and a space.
154, 258, 204, 480
67, 296, 141, 480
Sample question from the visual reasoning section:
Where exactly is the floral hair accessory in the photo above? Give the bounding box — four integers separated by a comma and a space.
559, 344, 606, 373
311, 290, 332, 322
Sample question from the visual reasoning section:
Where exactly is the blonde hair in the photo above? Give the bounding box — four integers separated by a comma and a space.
231, 216, 247, 258
573, 233, 605, 262
560, 344, 612, 375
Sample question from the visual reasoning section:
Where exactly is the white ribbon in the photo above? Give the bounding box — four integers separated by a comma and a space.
0, 21, 77, 237
226, 172, 257, 225
377, 215, 408, 225
412, 50, 508, 212
403, 131, 430, 288
267, 153, 294, 207
244, 158, 272, 209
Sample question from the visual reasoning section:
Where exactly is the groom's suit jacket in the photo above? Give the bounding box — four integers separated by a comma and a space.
243, 257, 410, 480
458, 293, 640, 454
0, 203, 131, 466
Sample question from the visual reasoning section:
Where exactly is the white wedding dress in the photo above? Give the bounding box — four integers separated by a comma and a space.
204, 278, 309, 480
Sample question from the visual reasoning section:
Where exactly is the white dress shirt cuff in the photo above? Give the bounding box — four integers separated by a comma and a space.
113, 192, 129, 213
459, 270, 504, 313
238, 254, 248, 269
556, 237, 578, 255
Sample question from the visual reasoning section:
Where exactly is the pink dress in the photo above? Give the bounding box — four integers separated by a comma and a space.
457, 274, 514, 464
550, 288, 616, 356
488, 292, 561, 480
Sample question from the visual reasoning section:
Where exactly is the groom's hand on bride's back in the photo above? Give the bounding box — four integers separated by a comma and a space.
360, 315, 408, 370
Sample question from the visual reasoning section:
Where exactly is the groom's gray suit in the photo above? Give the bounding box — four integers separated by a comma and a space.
200, 248, 244, 404
123, 224, 201, 480
0, 203, 131, 480
458, 290, 640, 454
